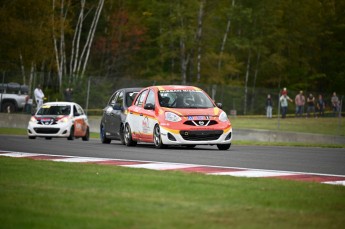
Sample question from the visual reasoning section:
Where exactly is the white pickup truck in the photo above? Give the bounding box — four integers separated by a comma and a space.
0, 82, 29, 113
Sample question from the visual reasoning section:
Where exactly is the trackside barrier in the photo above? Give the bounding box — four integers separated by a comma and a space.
1, 113, 344, 145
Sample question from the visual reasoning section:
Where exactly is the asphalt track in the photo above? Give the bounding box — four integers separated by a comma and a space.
0, 135, 344, 176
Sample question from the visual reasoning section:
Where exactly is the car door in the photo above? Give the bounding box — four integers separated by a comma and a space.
104, 92, 118, 135
140, 89, 156, 142
111, 90, 124, 138
128, 89, 148, 140
73, 104, 88, 137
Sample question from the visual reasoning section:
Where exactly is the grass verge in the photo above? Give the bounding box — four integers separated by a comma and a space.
230, 116, 344, 136
0, 156, 344, 229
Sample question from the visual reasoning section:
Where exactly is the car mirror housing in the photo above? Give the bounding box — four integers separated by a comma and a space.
144, 103, 155, 110
216, 103, 223, 109
113, 104, 123, 111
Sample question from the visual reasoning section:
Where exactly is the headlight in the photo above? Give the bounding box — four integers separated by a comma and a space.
219, 111, 229, 122
57, 116, 70, 123
165, 112, 181, 122
30, 116, 37, 123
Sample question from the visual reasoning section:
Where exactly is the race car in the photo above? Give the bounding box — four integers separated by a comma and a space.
100, 87, 142, 144
123, 85, 232, 150
27, 102, 89, 140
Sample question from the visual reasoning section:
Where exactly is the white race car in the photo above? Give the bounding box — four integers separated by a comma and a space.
27, 102, 90, 140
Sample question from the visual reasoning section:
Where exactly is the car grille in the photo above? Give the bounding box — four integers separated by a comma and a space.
183, 120, 218, 126
34, 128, 60, 134
38, 119, 58, 125
179, 130, 223, 141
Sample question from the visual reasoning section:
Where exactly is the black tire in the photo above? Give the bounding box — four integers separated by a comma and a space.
124, 123, 137, 146
67, 126, 75, 140
28, 136, 36, 139
119, 124, 125, 145
185, 145, 196, 149
100, 124, 111, 144
45, 137, 52, 140
82, 127, 90, 141
2, 102, 16, 113
217, 143, 231, 150
153, 125, 167, 149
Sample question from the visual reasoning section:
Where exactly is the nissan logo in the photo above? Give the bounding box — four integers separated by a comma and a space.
198, 121, 204, 126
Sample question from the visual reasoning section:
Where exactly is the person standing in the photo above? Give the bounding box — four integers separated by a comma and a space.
279, 93, 292, 118
294, 90, 305, 117
265, 94, 273, 118
34, 84, 45, 109
306, 93, 316, 118
331, 92, 340, 117
64, 88, 73, 102
316, 94, 325, 117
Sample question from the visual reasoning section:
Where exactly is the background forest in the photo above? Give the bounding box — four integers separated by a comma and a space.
0, 0, 344, 114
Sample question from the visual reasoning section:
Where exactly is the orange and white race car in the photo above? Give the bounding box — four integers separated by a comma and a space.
27, 102, 89, 141
124, 85, 232, 150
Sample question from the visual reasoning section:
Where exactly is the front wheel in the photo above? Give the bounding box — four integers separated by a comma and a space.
153, 125, 166, 149
67, 126, 75, 140
82, 127, 90, 141
217, 143, 231, 150
124, 124, 137, 146
100, 124, 111, 144
28, 136, 36, 139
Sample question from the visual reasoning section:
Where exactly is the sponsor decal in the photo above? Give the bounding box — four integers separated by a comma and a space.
142, 116, 150, 133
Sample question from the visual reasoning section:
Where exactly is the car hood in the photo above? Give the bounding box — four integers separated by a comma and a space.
162, 107, 223, 117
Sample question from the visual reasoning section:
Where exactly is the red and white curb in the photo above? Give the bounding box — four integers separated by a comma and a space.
1, 150, 345, 186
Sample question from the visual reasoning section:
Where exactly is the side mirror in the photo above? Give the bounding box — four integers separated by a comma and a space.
105, 106, 113, 114
144, 103, 155, 110
216, 103, 223, 109
113, 104, 123, 111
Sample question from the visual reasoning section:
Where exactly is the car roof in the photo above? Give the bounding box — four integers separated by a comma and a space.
149, 85, 203, 91
115, 87, 143, 93
41, 102, 80, 106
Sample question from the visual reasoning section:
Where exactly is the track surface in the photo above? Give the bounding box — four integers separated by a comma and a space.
0, 135, 344, 176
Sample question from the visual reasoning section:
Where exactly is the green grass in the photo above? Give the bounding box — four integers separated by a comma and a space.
0, 156, 344, 229
230, 116, 344, 136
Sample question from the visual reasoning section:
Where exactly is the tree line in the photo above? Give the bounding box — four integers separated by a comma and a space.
0, 0, 344, 107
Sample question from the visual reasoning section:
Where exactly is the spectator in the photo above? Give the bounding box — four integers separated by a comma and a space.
281, 87, 288, 96
64, 88, 73, 102
24, 94, 33, 114
34, 84, 44, 109
294, 90, 305, 117
306, 93, 316, 118
265, 94, 273, 118
316, 94, 325, 117
279, 93, 292, 118
331, 92, 340, 117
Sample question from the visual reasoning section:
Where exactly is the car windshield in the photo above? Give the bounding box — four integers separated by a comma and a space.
37, 105, 71, 116
158, 90, 214, 108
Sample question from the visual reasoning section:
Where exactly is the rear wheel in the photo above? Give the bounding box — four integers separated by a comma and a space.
153, 125, 166, 149
67, 126, 75, 140
82, 127, 90, 141
124, 123, 137, 146
100, 124, 111, 144
217, 143, 231, 150
119, 124, 125, 145
2, 102, 16, 113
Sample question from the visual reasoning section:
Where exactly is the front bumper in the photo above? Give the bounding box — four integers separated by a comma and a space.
27, 122, 72, 138
160, 126, 232, 145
